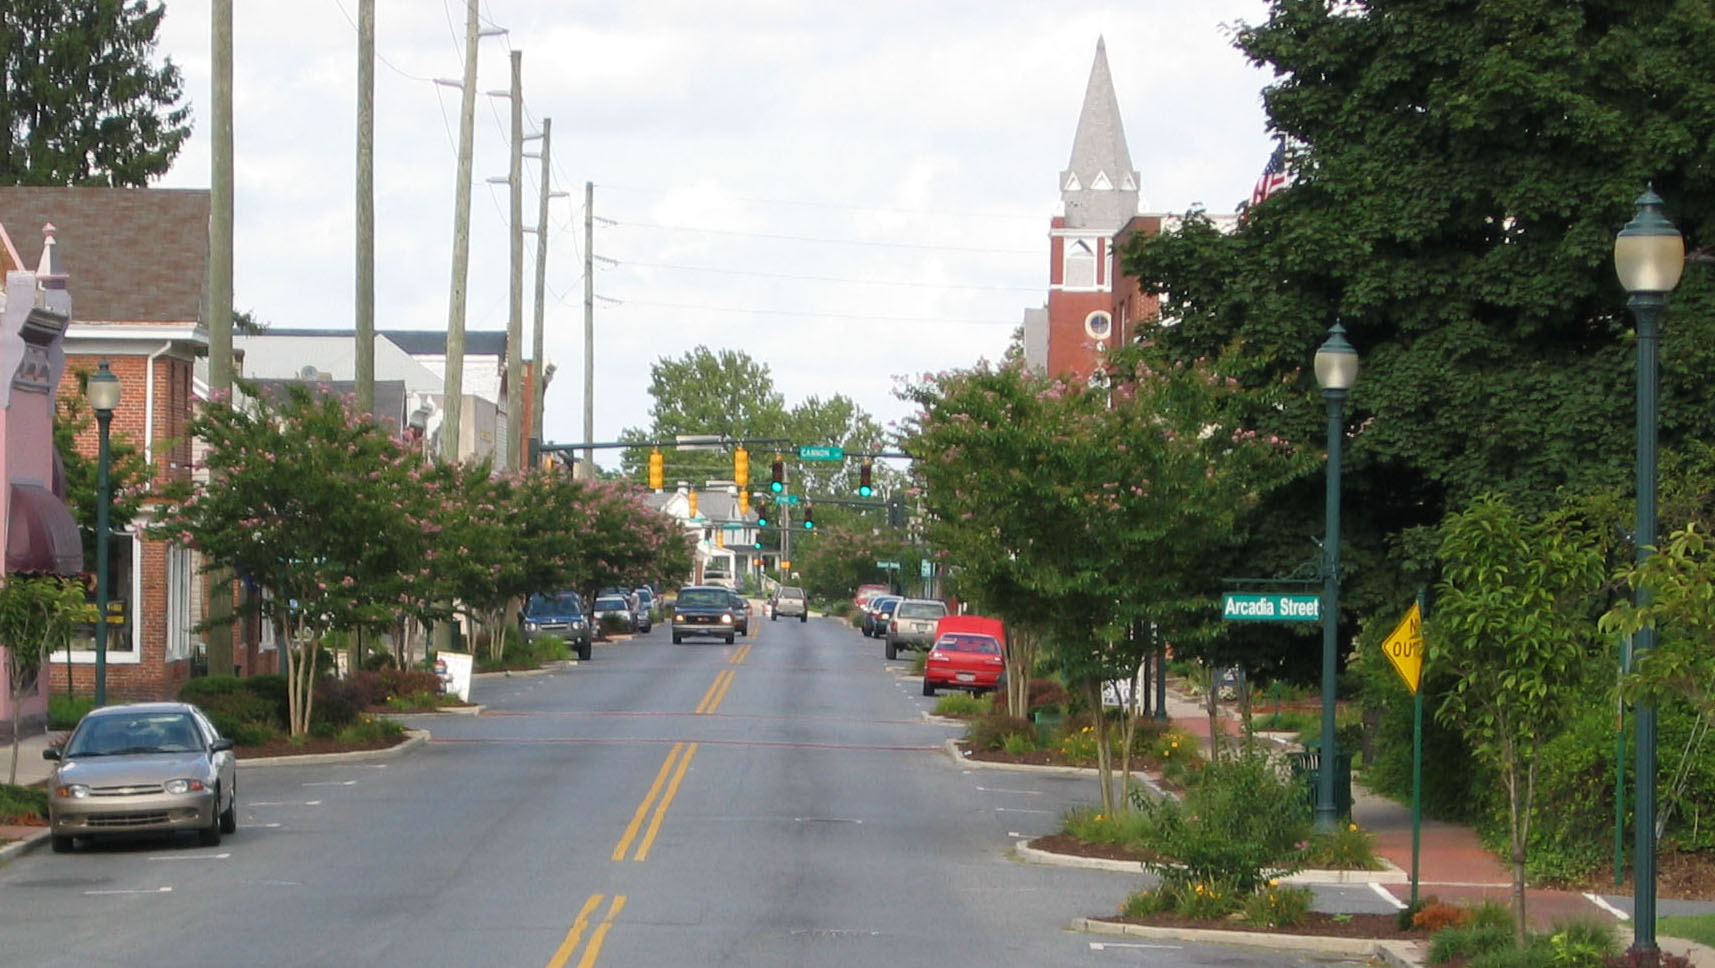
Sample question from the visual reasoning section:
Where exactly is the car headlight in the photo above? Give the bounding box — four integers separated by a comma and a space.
572, 619, 586, 629
524, 621, 539, 631
164, 778, 207, 795
720, 614, 733, 624
57, 783, 90, 799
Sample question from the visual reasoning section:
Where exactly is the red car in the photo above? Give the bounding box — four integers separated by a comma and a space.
922, 615, 1005, 696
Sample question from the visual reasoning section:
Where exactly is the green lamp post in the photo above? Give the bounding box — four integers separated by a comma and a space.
1615, 185, 1684, 956
86, 360, 122, 707
1313, 323, 1359, 832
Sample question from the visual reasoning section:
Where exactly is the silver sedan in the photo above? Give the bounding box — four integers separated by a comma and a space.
43, 701, 238, 852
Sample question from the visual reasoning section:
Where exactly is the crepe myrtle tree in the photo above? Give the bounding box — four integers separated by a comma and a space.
0, 575, 86, 784
900, 343, 1307, 811
568, 481, 694, 606
155, 382, 433, 737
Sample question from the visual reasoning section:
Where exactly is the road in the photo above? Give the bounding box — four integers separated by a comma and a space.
0, 613, 1377, 968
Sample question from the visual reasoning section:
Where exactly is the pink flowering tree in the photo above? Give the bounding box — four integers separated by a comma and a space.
154, 382, 432, 736
899, 342, 1308, 810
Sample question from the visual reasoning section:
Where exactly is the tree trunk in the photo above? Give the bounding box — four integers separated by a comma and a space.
1205, 662, 1222, 758
1504, 732, 1527, 947
1087, 674, 1114, 813
6, 652, 19, 786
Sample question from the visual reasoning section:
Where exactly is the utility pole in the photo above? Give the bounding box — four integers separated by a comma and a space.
206, 0, 236, 679
355, 0, 375, 415
503, 49, 524, 471
528, 118, 559, 459
583, 181, 595, 472
439, 0, 482, 465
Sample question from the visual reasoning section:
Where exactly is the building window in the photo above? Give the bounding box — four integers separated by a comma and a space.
1065, 240, 1096, 288
166, 544, 192, 661
1084, 311, 1114, 342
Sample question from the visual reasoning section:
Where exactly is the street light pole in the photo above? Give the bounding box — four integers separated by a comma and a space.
1313, 323, 1359, 833
86, 361, 122, 707
1614, 185, 1684, 956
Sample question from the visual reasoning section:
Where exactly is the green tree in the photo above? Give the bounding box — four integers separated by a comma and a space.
0, 576, 86, 783
55, 367, 153, 564
0, 0, 191, 186
618, 348, 788, 485
1430, 492, 1608, 942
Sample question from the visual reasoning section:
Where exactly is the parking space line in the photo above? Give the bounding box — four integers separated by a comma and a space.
85, 886, 173, 896
1369, 882, 1407, 910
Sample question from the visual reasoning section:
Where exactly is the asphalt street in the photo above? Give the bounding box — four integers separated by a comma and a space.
0, 612, 1392, 968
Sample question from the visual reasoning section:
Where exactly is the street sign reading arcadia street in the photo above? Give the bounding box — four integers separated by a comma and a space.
1221, 592, 1321, 622
798, 445, 844, 461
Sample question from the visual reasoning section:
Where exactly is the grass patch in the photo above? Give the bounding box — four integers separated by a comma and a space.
910, 650, 927, 675
933, 693, 988, 718
1658, 913, 1715, 948
334, 715, 406, 745
0, 783, 47, 824
1063, 803, 1156, 852
48, 694, 95, 729
1300, 822, 1384, 870
1250, 709, 1317, 733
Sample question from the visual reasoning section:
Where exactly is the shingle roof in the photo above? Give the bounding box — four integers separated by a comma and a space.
377, 329, 507, 358
0, 187, 209, 323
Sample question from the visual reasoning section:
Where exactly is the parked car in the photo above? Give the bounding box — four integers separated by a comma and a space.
863, 596, 902, 637
770, 586, 808, 622
632, 587, 655, 633
43, 702, 238, 853
854, 583, 892, 610
521, 590, 592, 660
673, 585, 741, 644
726, 590, 751, 635
885, 598, 949, 659
591, 595, 636, 635
922, 615, 1006, 696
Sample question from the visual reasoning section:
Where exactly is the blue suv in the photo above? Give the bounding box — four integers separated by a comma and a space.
522, 590, 592, 660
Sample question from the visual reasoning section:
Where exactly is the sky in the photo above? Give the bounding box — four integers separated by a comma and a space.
152, 0, 1276, 467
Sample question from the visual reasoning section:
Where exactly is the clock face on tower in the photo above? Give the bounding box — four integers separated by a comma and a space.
1084, 311, 1113, 341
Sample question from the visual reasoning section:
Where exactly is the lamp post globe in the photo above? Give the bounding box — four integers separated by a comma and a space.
1615, 185, 1683, 957
1313, 323, 1358, 833
86, 360, 122, 707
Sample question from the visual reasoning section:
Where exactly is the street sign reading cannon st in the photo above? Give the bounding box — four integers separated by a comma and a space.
798, 445, 844, 461
1221, 592, 1321, 622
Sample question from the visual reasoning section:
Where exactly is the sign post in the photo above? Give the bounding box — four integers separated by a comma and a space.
1380, 595, 1427, 905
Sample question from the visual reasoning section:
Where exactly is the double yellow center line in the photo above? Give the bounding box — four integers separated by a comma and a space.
694, 644, 748, 714
611, 741, 698, 862
546, 893, 626, 968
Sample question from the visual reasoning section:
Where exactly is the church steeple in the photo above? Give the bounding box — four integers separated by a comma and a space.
1059, 37, 1139, 230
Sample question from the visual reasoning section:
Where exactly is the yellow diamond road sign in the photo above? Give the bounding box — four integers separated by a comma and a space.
1382, 601, 1424, 694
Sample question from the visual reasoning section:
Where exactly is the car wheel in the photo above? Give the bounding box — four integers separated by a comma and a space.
799, 614, 806, 623
725, 634, 735, 645
50, 834, 73, 853
578, 639, 592, 661
922, 678, 936, 697
886, 640, 898, 661
771, 613, 777, 622
672, 634, 682, 645
219, 787, 238, 835
200, 789, 223, 846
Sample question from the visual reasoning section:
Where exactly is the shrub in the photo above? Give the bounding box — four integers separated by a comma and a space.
312, 677, 368, 730
345, 670, 392, 708
1301, 822, 1383, 870
0, 783, 47, 824
1547, 920, 1620, 968
1427, 924, 1515, 965
1470, 938, 1556, 968
380, 667, 443, 703
361, 650, 397, 671
1603, 947, 1694, 968
597, 614, 631, 639
1121, 885, 1179, 917
1001, 732, 1037, 755
48, 694, 95, 729
334, 715, 405, 745
1137, 748, 1310, 894
1063, 804, 1155, 850
965, 714, 1035, 751
910, 651, 928, 675
1467, 900, 1517, 931
933, 693, 987, 718
1027, 678, 1071, 712
1413, 899, 1470, 932
1058, 725, 1098, 764
1172, 877, 1243, 920
179, 675, 286, 740
1242, 884, 1314, 928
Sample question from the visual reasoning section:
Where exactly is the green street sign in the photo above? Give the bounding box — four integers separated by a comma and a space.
798, 445, 844, 461
875, 560, 900, 569
778, 493, 800, 505
1221, 593, 1321, 623
723, 522, 745, 530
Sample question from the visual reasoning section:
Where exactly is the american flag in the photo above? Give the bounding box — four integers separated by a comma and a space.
1250, 143, 1290, 208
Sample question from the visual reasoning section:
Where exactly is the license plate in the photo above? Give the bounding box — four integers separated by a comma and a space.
956, 673, 975, 683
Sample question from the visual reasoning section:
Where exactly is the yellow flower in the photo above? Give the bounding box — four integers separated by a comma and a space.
1268, 879, 1278, 887
1094, 814, 1104, 822
1348, 823, 1359, 832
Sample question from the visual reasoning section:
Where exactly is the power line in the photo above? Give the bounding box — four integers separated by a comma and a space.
596, 182, 1043, 223
612, 298, 1017, 327
607, 219, 1038, 255
616, 259, 1039, 293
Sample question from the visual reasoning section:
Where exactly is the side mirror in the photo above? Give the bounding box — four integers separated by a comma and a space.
41, 747, 61, 761
210, 738, 235, 753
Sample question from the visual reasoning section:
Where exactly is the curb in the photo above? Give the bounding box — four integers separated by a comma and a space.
403, 704, 484, 717
473, 664, 565, 679
943, 739, 1172, 801
0, 828, 48, 866
236, 729, 430, 769
1014, 838, 1406, 885
1072, 916, 1428, 965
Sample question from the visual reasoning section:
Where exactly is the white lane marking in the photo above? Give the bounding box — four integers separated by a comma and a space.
85, 886, 172, 896
1090, 941, 1182, 950
304, 800, 322, 806
1369, 882, 1407, 910
301, 780, 357, 787
148, 853, 229, 861
994, 807, 1055, 815
975, 786, 1045, 796
262, 823, 282, 828
1586, 892, 1629, 920
249, 801, 286, 806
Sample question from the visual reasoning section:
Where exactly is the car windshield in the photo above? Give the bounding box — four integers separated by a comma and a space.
636, 590, 654, 603
934, 634, 1000, 654
594, 597, 627, 610
877, 599, 901, 614
68, 712, 202, 757
778, 588, 804, 600
897, 602, 946, 619
527, 593, 581, 614
676, 588, 727, 607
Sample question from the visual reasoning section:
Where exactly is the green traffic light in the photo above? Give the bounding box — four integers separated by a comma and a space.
858, 484, 873, 497
803, 520, 815, 530
770, 481, 784, 493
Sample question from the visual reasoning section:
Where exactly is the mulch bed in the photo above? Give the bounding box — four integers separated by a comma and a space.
235, 734, 408, 759
1094, 912, 1422, 941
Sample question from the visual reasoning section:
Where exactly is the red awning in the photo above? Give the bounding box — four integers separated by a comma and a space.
7, 483, 84, 576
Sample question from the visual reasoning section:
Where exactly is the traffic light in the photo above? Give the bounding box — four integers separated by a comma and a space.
739, 490, 750, 515
753, 538, 763, 550
756, 502, 771, 528
687, 490, 698, 518
769, 457, 785, 493
802, 503, 815, 530
648, 449, 664, 491
858, 458, 873, 497
887, 497, 903, 529
733, 446, 749, 485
